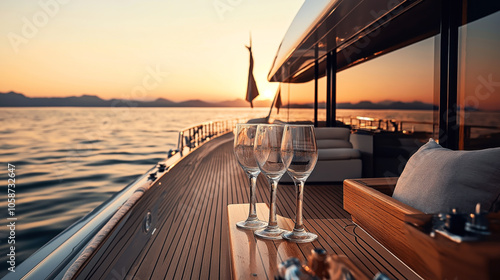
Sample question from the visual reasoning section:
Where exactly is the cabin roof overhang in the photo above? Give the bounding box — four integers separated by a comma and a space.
268, 0, 438, 83
268, 0, 500, 83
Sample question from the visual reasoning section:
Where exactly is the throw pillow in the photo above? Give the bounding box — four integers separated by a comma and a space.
392, 139, 500, 214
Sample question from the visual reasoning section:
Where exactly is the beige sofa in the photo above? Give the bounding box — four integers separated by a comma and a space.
310, 127, 362, 182
282, 127, 362, 183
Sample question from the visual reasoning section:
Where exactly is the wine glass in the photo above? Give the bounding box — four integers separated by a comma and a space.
234, 124, 267, 230
281, 125, 318, 243
253, 124, 288, 240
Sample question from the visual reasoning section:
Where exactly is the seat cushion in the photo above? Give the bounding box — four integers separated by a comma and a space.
316, 139, 353, 149
315, 127, 350, 141
392, 139, 500, 214
318, 148, 361, 160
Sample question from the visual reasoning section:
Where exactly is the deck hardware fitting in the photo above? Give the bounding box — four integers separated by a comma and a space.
158, 162, 166, 172
148, 172, 157, 181
143, 211, 152, 233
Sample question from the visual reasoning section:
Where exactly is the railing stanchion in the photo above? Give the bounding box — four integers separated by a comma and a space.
189, 129, 193, 150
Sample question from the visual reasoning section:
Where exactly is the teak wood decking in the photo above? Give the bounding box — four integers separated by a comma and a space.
73, 133, 419, 279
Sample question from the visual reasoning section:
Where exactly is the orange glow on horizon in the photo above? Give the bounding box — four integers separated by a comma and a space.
1, 3, 498, 110
0, 1, 303, 103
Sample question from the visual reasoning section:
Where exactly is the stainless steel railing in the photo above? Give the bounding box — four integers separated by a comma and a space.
169, 118, 245, 157
337, 116, 436, 133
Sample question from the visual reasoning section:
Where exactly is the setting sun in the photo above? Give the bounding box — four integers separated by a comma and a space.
258, 87, 278, 101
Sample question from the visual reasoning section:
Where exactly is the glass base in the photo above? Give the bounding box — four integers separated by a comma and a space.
236, 219, 267, 230
254, 226, 284, 240
282, 230, 318, 243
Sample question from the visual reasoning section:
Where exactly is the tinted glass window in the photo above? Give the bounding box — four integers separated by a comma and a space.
458, 10, 500, 149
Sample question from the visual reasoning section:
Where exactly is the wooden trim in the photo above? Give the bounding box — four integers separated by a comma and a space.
344, 178, 500, 279
405, 214, 500, 280
344, 178, 421, 219
343, 178, 431, 279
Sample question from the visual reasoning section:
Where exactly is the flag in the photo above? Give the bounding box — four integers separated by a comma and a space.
246, 43, 259, 108
275, 85, 282, 114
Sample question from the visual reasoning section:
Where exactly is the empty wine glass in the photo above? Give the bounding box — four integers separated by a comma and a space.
234, 124, 267, 230
281, 125, 318, 243
253, 124, 288, 240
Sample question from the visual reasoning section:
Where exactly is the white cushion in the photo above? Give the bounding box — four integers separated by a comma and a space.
392, 139, 500, 214
315, 127, 350, 141
316, 139, 353, 149
318, 148, 361, 160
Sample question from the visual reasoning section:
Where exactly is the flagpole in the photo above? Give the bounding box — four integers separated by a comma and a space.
266, 84, 281, 119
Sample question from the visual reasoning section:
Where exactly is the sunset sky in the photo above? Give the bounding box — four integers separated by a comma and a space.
1, 1, 499, 109
0, 0, 303, 102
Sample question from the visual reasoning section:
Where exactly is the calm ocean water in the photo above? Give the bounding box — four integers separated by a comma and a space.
1, 107, 496, 275
0, 107, 269, 275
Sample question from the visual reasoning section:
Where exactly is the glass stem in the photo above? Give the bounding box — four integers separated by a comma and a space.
294, 180, 305, 232
246, 174, 258, 221
267, 179, 279, 229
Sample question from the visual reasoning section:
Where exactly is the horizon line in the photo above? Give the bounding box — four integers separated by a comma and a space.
1, 90, 437, 105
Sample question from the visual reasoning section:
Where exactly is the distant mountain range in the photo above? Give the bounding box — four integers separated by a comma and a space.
1, 91, 439, 110
0, 91, 272, 108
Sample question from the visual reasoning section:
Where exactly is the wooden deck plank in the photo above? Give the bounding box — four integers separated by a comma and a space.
130, 162, 195, 279
160, 141, 222, 280
163, 149, 218, 280
133, 176, 191, 278
74, 133, 420, 280
176, 145, 219, 279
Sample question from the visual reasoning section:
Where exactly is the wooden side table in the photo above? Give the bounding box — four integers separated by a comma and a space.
227, 203, 310, 279
227, 203, 370, 280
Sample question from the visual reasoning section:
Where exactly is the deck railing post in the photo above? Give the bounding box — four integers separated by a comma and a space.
178, 131, 183, 153
190, 129, 193, 150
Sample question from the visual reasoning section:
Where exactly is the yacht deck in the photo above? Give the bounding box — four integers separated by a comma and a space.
73, 133, 419, 279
